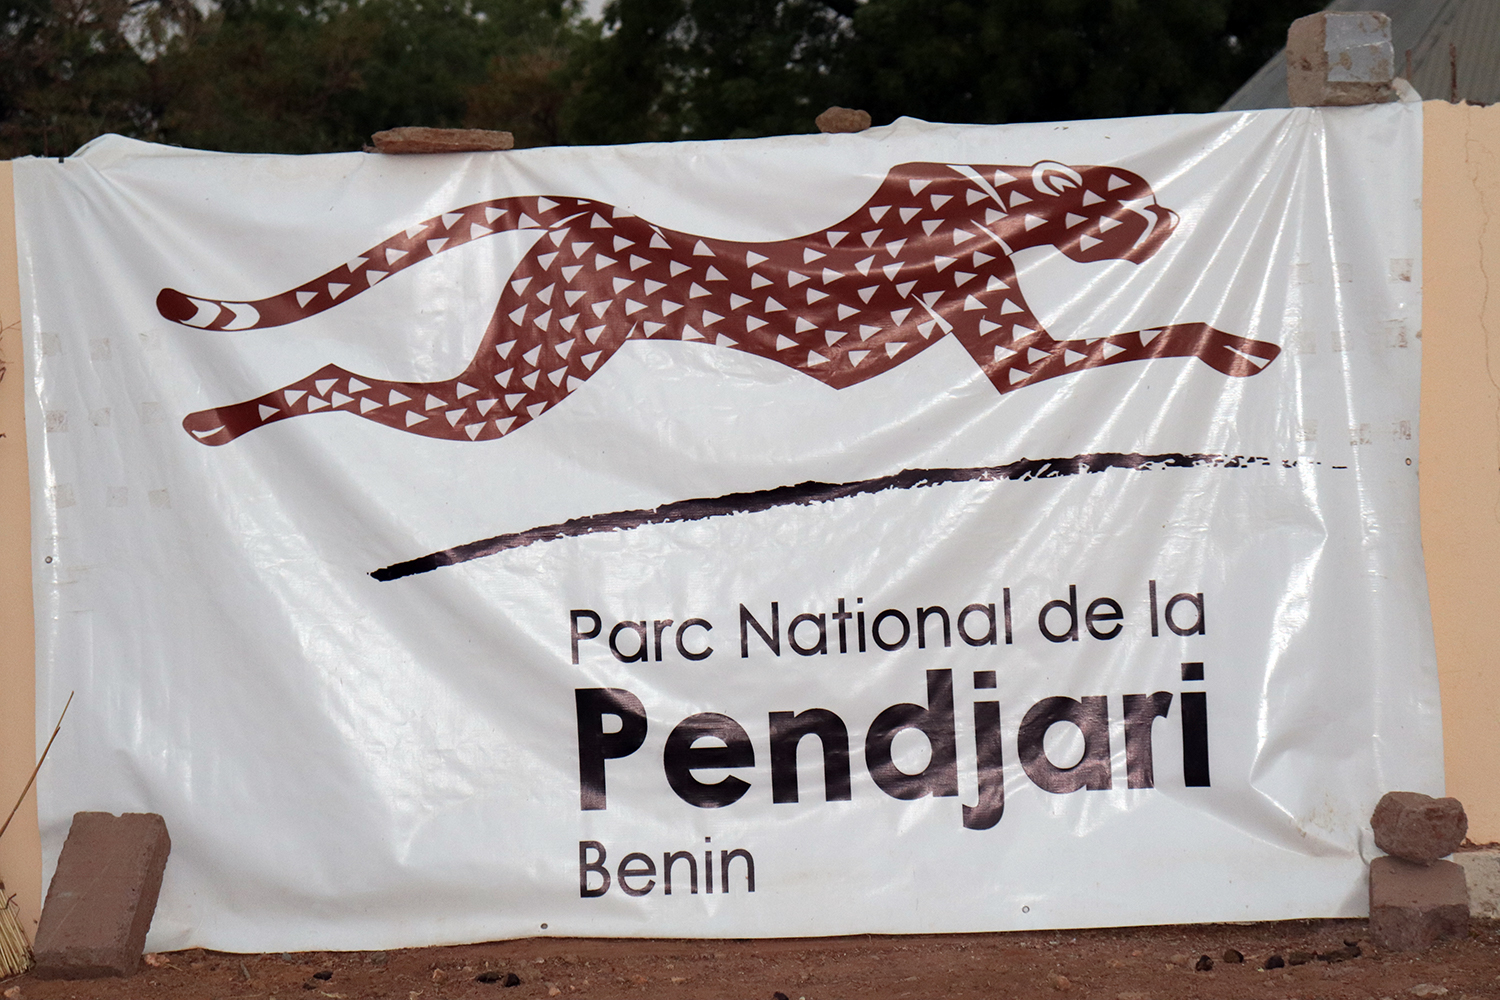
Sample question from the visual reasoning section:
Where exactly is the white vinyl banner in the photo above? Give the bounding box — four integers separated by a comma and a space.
15, 105, 1438, 952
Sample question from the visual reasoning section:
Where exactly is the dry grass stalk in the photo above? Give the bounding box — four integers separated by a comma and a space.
0, 692, 71, 979
0, 880, 32, 979
0, 691, 73, 844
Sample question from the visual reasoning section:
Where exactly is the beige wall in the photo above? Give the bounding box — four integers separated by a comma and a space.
1422, 101, 1500, 842
0, 160, 39, 942
0, 103, 1497, 938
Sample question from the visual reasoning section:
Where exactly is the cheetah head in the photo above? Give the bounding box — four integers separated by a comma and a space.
965, 160, 1180, 265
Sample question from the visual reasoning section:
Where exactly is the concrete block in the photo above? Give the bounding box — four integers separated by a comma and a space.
1453, 849, 1500, 918
816, 107, 872, 134
32, 812, 171, 979
1369, 855, 1469, 951
1371, 791, 1468, 864
370, 127, 514, 154
1286, 11, 1396, 107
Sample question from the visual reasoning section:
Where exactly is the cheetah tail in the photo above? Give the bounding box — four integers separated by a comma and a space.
155, 195, 596, 332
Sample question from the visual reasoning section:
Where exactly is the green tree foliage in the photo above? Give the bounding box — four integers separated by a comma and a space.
0, 0, 203, 155
1, 0, 582, 157
157, 0, 583, 153
2, 0, 1328, 157
564, 0, 855, 143
569, 0, 1326, 142
837, 0, 1328, 127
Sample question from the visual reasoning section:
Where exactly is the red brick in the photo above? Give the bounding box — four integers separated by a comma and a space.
31, 812, 171, 979
1369, 855, 1469, 951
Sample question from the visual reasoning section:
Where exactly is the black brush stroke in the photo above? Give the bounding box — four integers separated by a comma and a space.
370, 451, 1272, 581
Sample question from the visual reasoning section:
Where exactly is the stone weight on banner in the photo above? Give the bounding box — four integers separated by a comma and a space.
1371, 791, 1468, 864
1369, 856, 1469, 952
1368, 792, 1470, 951
1286, 11, 1397, 107
368, 127, 514, 154
815, 107, 871, 133
31, 812, 171, 979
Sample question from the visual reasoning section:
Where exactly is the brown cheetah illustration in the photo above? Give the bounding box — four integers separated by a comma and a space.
157, 160, 1281, 446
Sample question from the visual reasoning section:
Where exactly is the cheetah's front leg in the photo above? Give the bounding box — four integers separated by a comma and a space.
976, 323, 1280, 395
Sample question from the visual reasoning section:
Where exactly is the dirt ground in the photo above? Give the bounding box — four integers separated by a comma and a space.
3, 918, 1498, 1000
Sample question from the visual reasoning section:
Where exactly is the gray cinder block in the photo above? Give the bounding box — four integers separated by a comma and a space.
1453, 850, 1500, 918
1287, 12, 1396, 107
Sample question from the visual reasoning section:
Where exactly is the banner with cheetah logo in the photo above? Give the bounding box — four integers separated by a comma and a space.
15, 106, 1437, 951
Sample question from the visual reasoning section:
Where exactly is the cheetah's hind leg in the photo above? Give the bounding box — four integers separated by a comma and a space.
181, 388, 295, 446
183, 361, 541, 445
181, 364, 356, 446
182, 364, 439, 446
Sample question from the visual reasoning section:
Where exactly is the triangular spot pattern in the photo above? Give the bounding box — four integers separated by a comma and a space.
175, 165, 1259, 446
